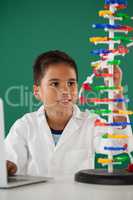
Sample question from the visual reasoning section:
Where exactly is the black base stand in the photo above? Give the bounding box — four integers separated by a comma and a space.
75, 169, 133, 185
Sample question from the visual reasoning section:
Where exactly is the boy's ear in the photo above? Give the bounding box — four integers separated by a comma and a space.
33, 85, 40, 100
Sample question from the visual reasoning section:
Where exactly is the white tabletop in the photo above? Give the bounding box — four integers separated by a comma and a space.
0, 176, 133, 200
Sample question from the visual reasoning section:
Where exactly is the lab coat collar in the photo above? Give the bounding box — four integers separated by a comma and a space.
36, 104, 84, 151
36, 104, 83, 120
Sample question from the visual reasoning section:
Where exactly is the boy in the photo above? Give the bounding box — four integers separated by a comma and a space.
5, 50, 132, 177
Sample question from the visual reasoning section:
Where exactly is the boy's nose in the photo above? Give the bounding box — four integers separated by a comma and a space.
60, 84, 70, 94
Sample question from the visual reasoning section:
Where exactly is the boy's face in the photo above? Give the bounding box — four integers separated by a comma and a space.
34, 63, 78, 113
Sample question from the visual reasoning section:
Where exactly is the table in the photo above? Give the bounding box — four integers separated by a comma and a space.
0, 176, 133, 200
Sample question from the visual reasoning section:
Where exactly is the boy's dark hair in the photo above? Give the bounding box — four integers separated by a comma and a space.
33, 50, 78, 85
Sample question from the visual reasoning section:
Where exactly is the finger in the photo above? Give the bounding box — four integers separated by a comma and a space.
102, 65, 121, 75
102, 68, 108, 74
8, 168, 17, 175
7, 161, 17, 175
113, 116, 127, 129
8, 166, 17, 175
114, 65, 122, 77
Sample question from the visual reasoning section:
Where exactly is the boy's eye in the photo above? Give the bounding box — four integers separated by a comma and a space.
50, 82, 59, 87
67, 81, 76, 86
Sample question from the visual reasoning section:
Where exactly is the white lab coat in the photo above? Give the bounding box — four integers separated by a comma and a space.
5, 105, 133, 177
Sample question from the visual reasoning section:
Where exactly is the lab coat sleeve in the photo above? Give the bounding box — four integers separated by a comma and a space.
123, 116, 133, 161
93, 117, 109, 154
5, 118, 29, 175
94, 115, 133, 156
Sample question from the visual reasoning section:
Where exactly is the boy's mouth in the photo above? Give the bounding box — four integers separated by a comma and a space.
57, 98, 72, 104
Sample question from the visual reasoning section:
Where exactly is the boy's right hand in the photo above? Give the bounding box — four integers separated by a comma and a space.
7, 160, 17, 175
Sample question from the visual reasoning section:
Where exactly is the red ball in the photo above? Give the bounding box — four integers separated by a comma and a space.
128, 164, 133, 172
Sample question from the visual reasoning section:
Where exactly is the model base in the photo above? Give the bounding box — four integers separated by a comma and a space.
75, 169, 133, 185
